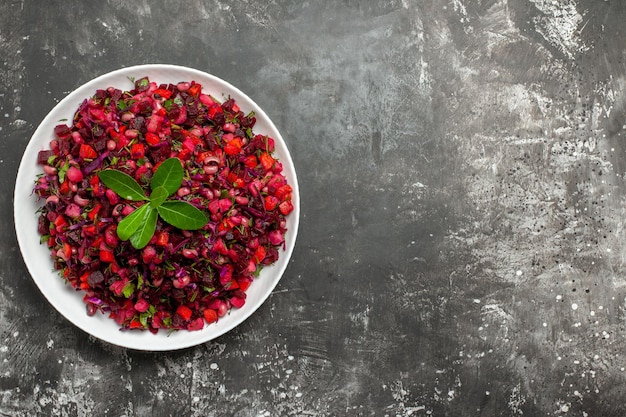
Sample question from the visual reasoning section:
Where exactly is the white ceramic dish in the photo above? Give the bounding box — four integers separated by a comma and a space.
13, 64, 299, 351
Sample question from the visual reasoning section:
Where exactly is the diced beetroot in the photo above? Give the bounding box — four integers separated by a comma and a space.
37, 150, 55, 165
54, 124, 71, 140
268, 230, 284, 245
187, 318, 204, 331
229, 296, 245, 309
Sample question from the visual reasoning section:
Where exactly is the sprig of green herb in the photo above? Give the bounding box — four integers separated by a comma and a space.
98, 158, 207, 249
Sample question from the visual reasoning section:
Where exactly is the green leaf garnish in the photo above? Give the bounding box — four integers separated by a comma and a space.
150, 157, 183, 195
122, 281, 136, 298
58, 161, 69, 183
157, 201, 207, 230
129, 207, 158, 249
100, 157, 208, 249
98, 170, 148, 201
117, 204, 150, 241
150, 186, 169, 208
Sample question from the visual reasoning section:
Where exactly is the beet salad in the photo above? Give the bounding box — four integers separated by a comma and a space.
33, 76, 294, 332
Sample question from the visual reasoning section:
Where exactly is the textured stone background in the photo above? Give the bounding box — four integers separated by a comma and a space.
3, 0, 626, 415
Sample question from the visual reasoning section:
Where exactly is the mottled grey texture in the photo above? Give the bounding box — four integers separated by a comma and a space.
3, 0, 626, 415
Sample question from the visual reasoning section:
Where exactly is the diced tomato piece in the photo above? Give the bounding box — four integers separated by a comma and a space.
264, 195, 279, 211
227, 172, 238, 184
62, 243, 72, 259
203, 308, 218, 324
54, 215, 68, 229
82, 224, 97, 237
274, 184, 292, 201
197, 151, 212, 162
156, 231, 169, 246
238, 279, 252, 292
130, 143, 145, 159
115, 133, 130, 151
259, 152, 275, 171
80, 271, 90, 283
279, 200, 294, 215
59, 180, 70, 195
79, 144, 97, 159
177, 148, 192, 161
208, 105, 222, 119
92, 236, 103, 250
188, 83, 202, 97
145, 132, 161, 146
110, 261, 121, 274
176, 305, 193, 321
99, 249, 115, 263
253, 246, 266, 264
129, 319, 144, 329
218, 219, 233, 232
88, 203, 102, 221
243, 155, 257, 168
213, 238, 229, 255
153, 88, 172, 99
224, 137, 243, 156
108, 128, 121, 141
89, 175, 102, 196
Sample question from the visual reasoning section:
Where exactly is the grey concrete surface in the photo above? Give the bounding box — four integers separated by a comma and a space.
3, 0, 626, 415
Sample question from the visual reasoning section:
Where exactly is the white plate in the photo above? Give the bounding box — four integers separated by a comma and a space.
14, 64, 299, 351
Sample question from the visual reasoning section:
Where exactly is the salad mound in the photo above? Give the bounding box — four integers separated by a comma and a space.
33, 76, 294, 332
